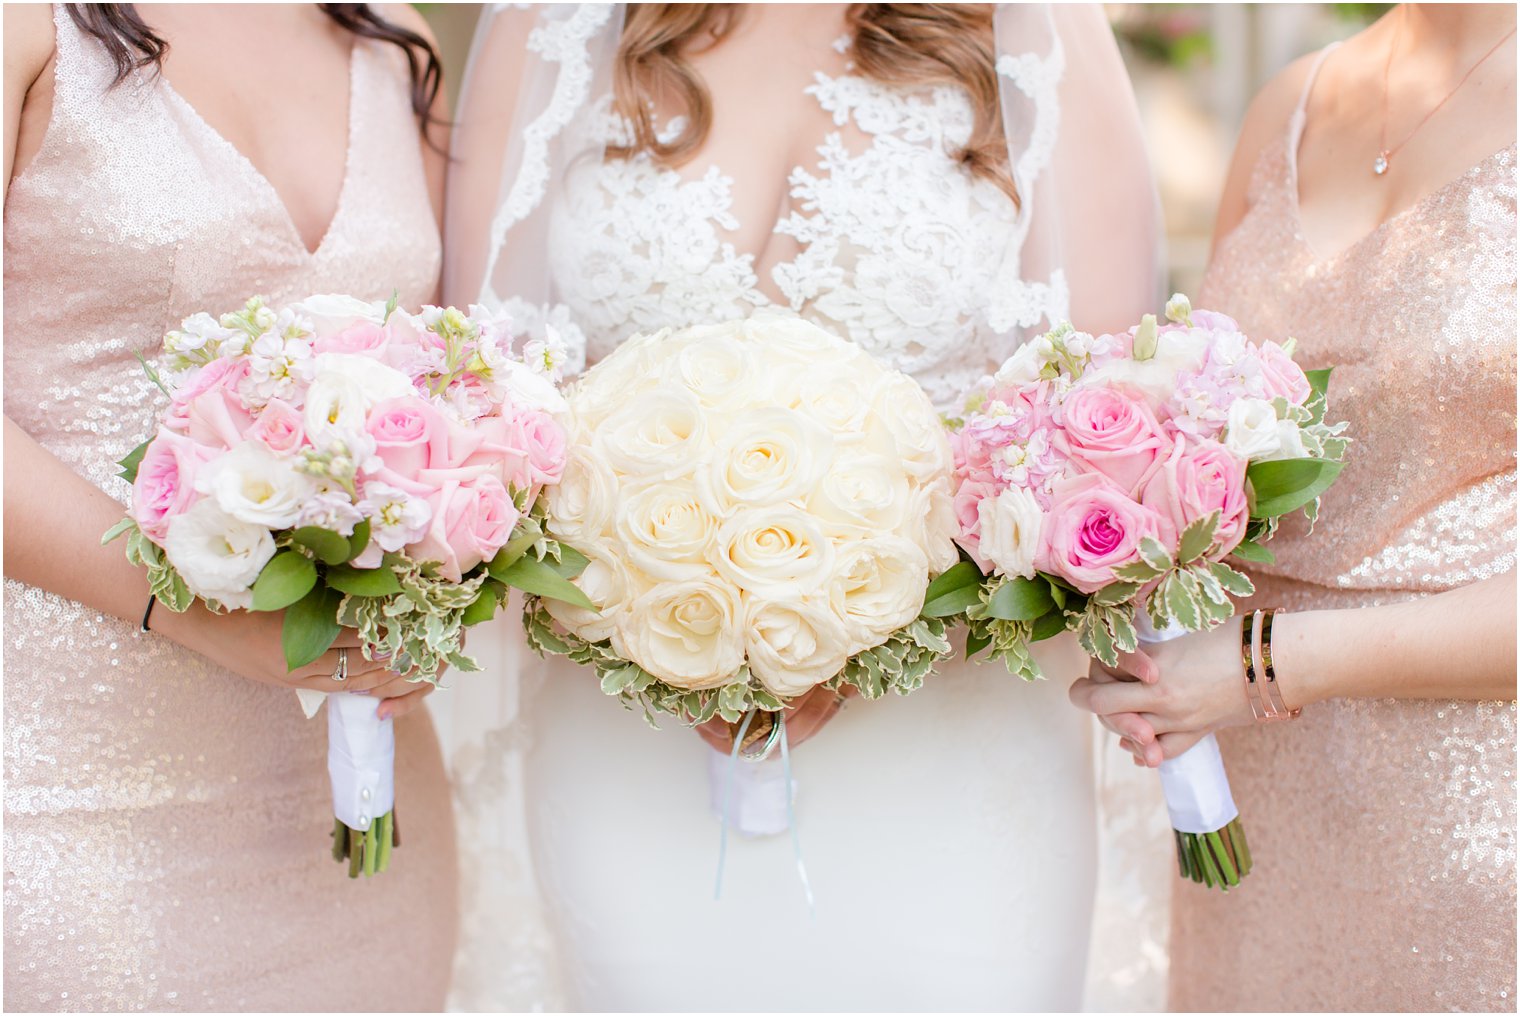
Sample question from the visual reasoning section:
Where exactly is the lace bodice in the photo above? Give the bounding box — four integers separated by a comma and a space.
500, 11, 1067, 410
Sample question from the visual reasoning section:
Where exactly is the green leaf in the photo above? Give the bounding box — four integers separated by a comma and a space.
1230, 539, 1275, 564
1163, 573, 1202, 630
281, 585, 343, 671
1208, 560, 1255, 598
1091, 581, 1142, 607
1046, 581, 1067, 610
924, 561, 982, 602
488, 529, 539, 574
134, 352, 171, 398
494, 555, 596, 610
1030, 609, 1068, 642
383, 290, 400, 324
1248, 457, 1344, 518
1177, 511, 1220, 564
600, 666, 641, 695
1113, 560, 1162, 583
1304, 367, 1332, 401
290, 526, 352, 566
461, 582, 503, 627
346, 518, 372, 562
986, 576, 1055, 622
325, 564, 403, 597
252, 551, 318, 612
965, 628, 992, 657
1138, 537, 1174, 573
102, 517, 137, 546
1084, 614, 1118, 667
547, 543, 590, 579
117, 439, 152, 484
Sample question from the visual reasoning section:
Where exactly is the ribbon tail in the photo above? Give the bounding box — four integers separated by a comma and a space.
713, 708, 756, 901
778, 714, 815, 916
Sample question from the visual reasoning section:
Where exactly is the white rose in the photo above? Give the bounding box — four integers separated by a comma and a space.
916, 480, 961, 572
289, 294, 389, 336
710, 506, 836, 596
872, 372, 953, 482
196, 442, 316, 529
740, 312, 852, 366
830, 536, 930, 646
615, 576, 745, 690
544, 545, 637, 644
664, 333, 755, 407
1258, 418, 1309, 462
162, 498, 276, 609
700, 407, 833, 513
1223, 398, 1282, 461
1080, 328, 1210, 404
993, 337, 1050, 387
977, 486, 1044, 579
745, 597, 853, 699
594, 388, 707, 481
545, 445, 619, 546
614, 481, 722, 581
793, 365, 878, 438
807, 453, 910, 534
495, 358, 568, 415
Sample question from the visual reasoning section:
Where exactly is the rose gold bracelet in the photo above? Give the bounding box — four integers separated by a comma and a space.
1241, 610, 1269, 721
1259, 609, 1302, 721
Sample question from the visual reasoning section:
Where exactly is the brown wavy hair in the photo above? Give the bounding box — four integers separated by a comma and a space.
609, 3, 1015, 203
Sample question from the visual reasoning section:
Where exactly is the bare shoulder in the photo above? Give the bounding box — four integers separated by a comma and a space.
1234, 50, 1323, 167
5, 3, 56, 91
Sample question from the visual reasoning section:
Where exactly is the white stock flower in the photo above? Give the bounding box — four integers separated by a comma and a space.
522, 325, 570, 383
977, 486, 1044, 579
246, 330, 315, 405
615, 577, 745, 690
745, 596, 853, 698
710, 506, 835, 596
357, 481, 432, 551
163, 498, 276, 609
1223, 398, 1282, 461
295, 488, 365, 537
831, 536, 931, 644
164, 312, 233, 361
196, 441, 316, 529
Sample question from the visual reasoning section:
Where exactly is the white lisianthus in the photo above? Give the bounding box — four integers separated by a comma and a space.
1259, 418, 1309, 462
288, 294, 388, 336
831, 536, 930, 645
614, 482, 722, 581
977, 486, 1044, 579
1223, 398, 1282, 461
995, 334, 1053, 387
163, 498, 276, 609
744, 597, 853, 698
595, 389, 707, 481
546, 446, 619, 546
196, 441, 316, 529
710, 506, 835, 596
357, 481, 432, 551
700, 407, 833, 512
1080, 328, 1210, 405
496, 358, 569, 414
304, 354, 412, 452
615, 577, 745, 689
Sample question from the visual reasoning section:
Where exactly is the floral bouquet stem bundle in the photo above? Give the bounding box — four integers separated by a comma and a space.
947, 294, 1350, 889
107, 295, 590, 876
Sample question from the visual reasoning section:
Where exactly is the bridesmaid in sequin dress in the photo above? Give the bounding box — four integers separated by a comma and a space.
1072, 4, 1516, 1010
3, 5, 458, 1009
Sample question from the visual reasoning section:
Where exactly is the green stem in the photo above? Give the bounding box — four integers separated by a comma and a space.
1173, 819, 1254, 891
376, 812, 394, 873
347, 827, 362, 879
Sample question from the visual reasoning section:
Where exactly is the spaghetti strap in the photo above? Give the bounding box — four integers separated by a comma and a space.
1286, 43, 1343, 191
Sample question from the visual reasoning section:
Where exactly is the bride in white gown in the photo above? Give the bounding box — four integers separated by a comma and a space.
440, 4, 1160, 1009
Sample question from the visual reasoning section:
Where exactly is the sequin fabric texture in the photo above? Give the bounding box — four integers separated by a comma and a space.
3, 11, 456, 1010
1169, 72, 1518, 1013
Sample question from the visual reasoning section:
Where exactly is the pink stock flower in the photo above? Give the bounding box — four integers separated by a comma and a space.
131, 428, 213, 542
409, 475, 520, 582
247, 398, 306, 455
365, 396, 447, 479
1141, 439, 1250, 557
1037, 473, 1168, 593
1056, 386, 1172, 496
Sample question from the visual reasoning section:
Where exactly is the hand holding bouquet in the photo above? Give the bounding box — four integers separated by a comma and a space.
948, 294, 1349, 889
106, 294, 589, 875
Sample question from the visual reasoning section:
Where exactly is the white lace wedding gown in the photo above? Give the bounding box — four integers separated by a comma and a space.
439, 4, 1165, 1010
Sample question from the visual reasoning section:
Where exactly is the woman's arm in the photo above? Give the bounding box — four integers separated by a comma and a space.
1070, 570, 1518, 764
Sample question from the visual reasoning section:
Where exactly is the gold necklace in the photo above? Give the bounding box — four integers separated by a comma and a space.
1374, 8, 1517, 177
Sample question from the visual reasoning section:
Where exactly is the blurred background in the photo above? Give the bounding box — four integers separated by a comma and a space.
415, 2, 1390, 296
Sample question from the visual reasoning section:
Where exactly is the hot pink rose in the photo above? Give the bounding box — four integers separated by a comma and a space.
1141, 439, 1250, 557
314, 322, 389, 358
1057, 386, 1172, 496
1256, 340, 1311, 405
1037, 473, 1168, 593
366, 396, 446, 479
131, 428, 213, 542
247, 398, 306, 455
951, 477, 996, 572
409, 475, 520, 582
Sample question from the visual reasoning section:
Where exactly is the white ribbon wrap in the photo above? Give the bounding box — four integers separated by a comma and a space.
1136, 615, 1239, 835
326, 693, 396, 831
707, 749, 793, 838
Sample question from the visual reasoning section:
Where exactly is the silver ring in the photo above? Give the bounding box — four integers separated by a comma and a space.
739, 713, 783, 762
332, 648, 349, 683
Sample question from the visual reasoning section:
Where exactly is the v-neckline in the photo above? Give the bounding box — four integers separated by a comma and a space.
154, 43, 361, 259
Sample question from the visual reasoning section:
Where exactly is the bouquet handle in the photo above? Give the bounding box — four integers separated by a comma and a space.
1137, 617, 1253, 890
326, 692, 398, 877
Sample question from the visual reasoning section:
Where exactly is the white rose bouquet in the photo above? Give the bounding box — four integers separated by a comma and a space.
524, 312, 967, 740
105, 294, 590, 876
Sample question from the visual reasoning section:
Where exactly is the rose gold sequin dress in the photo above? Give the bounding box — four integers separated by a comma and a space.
3, 10, 457, 1011
1170, 47, 1517, 1012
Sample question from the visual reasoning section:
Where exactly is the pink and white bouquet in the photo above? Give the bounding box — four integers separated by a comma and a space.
106, 294, 590, 876
948, 294, 1349, 889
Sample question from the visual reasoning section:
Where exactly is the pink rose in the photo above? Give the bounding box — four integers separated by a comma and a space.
183, 385, 255, 450
1057, 386, 1172, 496
314, 322, 389, 358
131, 428, 213, 542
1256, 340, 1311, 405
1037, 473, 1167, 593
247, 398, 306, 455
951, 477, 996, 572
426, 415, 488, 471
506, 409, 567, 489
408, 475, 520, 582
1141, 439, 1249, 557
365, 396, 447, 479
165, 357, 248, 435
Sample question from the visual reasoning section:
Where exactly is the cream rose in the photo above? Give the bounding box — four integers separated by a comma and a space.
808, 453, 911, 534
700, 407, 833, 513
977, 486, 1044, 579
744, 596, 853, 698
903, 480, 961, 573
163, 498, 276, 609
710, 506, 836, 596
544, 545, 638, 644
873, 372, 954, 481
546, 445, 619, 546
594, 389, 707, 481
614, 481, 723, 581
665, 333, 755, 407
615, 577, 745, 690
831, 536, 930, 646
